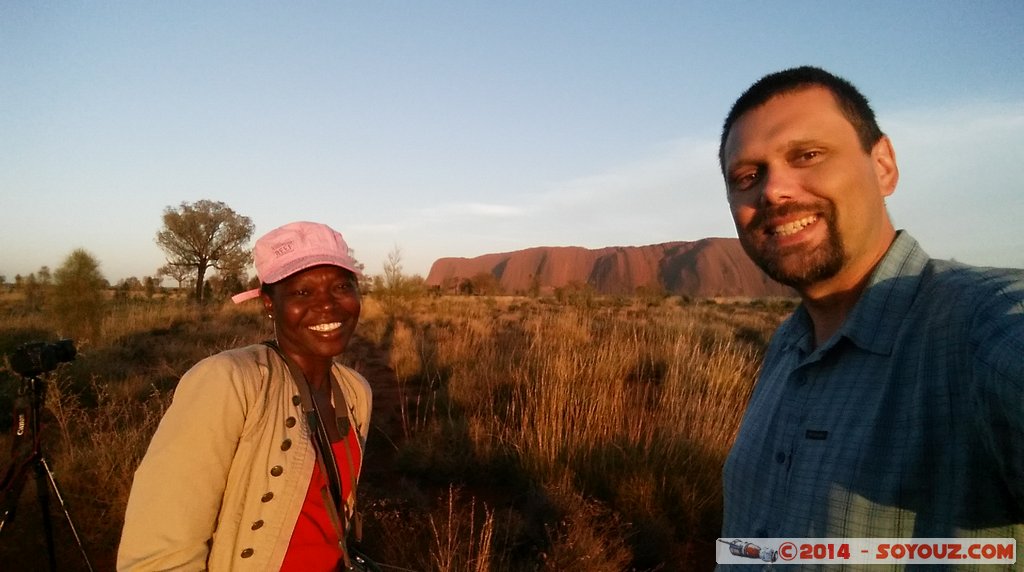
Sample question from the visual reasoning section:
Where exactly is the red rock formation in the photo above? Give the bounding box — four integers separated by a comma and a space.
425, 238, 794, 297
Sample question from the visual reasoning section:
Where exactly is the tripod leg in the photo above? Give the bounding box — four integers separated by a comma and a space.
40, 456, 94, 572
34, 458, 57, 572
0, 442, 35, 534
0, 460, 28, 534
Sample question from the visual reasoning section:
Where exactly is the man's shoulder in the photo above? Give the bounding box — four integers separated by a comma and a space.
918, 259, 1024, 378
919, 258, 1024, 310
878, 232, 1023, 305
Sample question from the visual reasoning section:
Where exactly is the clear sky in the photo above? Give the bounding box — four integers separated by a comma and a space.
2, 1, 1022, 284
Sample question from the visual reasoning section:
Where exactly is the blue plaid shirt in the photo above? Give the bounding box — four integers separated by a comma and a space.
720, 231, 1024, 570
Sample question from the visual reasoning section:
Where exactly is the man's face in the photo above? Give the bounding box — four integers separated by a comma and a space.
721, 87, 898, 293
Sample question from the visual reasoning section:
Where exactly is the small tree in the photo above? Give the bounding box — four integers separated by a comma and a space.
376, 246, 425, 315
636, 281, 668, 307
383, 246, 405, 291
155, 200, 254, 303
143, 276, 159, 298
157, 262, 195, 291
37, 266, 52, 286
468, 272, 502, 296
114, 281, 132, 302
555, 280, 596, 308
206, 271, 246, 302
346, 249, 370, 293
22, 271, 46, 311
52, 249, 107, 341
115, 278, 142, 304
528, 274, 541, 298
118, 276, 143, 291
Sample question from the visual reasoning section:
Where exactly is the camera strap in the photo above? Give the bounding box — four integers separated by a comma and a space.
263, 341, 361, 570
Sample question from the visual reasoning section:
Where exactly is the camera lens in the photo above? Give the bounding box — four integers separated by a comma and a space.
52, 339, 77, 363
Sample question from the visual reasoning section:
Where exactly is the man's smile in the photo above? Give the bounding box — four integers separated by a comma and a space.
768, 214, 819, 237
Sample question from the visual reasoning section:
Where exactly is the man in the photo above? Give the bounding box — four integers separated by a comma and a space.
718, 66, 1023, 563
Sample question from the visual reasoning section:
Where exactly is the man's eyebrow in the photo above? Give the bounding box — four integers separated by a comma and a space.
783, 138, 826, 151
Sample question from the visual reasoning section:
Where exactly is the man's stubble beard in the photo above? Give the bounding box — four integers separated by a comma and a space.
741, 202, 845, 289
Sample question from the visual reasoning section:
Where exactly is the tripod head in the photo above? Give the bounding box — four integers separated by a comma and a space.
4, 339, 75, 442
10, 340, 76, 379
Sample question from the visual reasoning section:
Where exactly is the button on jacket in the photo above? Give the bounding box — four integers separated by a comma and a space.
118, 344, 372, 571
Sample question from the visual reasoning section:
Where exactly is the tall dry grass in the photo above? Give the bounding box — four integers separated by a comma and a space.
358, 295, 789, 570
0, 292, 791, 571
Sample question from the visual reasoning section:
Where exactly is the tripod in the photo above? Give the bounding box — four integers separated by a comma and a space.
0, 374, 93, 572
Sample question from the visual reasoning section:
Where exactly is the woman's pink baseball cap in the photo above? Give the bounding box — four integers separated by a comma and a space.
231, 221, 360, 304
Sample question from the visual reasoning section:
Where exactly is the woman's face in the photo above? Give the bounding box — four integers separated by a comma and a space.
262, 265, 361, 370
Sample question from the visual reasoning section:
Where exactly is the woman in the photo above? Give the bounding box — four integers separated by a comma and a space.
118, 221, 372, 571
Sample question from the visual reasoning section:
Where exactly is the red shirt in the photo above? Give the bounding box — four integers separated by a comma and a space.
280, 429, 362, 571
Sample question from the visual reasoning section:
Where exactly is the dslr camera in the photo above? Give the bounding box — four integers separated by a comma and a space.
10, 340, 76, 378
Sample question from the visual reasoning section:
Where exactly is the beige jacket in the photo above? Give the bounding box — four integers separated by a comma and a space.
117, 344, 371, 571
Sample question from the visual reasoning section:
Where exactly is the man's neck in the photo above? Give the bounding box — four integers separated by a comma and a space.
800, 231, 897, 347
802, 282, 869, 347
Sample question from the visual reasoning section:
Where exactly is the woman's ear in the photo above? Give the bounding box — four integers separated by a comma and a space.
260, 291, 274, 317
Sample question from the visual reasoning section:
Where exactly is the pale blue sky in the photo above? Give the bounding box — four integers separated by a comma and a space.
2, 1, 1022, 283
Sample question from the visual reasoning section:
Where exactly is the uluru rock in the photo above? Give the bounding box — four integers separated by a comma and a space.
426, 238, 793, 298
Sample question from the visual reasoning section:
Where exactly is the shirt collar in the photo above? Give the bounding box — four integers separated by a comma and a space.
777, 231, 931, 357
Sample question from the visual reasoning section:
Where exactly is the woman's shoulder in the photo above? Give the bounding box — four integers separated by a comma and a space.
178, 344, 274, 391
194, 343, 272, 368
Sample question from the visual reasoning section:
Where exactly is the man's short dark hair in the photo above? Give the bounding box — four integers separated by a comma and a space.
718, 66, 885, 173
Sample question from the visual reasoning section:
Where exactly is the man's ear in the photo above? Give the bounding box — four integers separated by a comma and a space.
872, 135, 899, 198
